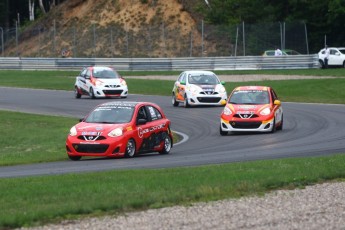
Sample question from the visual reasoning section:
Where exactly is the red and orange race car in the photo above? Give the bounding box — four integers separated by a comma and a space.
66, 101, 173, 160
220, 86, 283, 135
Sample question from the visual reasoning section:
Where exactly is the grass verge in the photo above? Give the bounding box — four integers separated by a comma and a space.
1, 154, 345, 229
0, 70, 345, 104
0, 111, 180, 166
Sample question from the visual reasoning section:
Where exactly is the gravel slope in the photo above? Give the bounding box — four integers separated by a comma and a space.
20, 182, 345, 230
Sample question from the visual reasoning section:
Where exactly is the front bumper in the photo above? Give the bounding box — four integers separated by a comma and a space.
187, 92, 227, 106
66, 136, 127, 158
93, 86, 128, 98
220, 117, 274, 132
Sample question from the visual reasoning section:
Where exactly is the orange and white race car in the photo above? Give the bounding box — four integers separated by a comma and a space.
220, 86, 283, 135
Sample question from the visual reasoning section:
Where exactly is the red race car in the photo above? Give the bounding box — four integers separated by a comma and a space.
220, 86, 283, 135
66, 101, 173, 160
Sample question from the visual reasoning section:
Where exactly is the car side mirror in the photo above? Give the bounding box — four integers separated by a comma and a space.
137, 118, 147, 125
220, 99, 227, 106
221, 81, 225, 85
274, 100, 281, 106
180, 81, 186, 85
79, 118, 84, 122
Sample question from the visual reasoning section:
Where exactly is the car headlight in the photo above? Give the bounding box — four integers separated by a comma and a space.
69, 126, 77, 136
108, 128, 123, 137
223, 107, 232, 115
218, 85, 226, 94
187, 85, 200, 94
95, 80, 103, 86
260, 107, 271, 116
120, 80, 127, 86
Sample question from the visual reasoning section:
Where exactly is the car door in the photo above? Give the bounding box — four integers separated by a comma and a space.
270, 89, 283, 124
77, 68, 91, 92
135, 105, 154, 152
83, 68, 92, 92
328, 49, 340, 65
175, 72, 186, 101
146, 105, 170, 150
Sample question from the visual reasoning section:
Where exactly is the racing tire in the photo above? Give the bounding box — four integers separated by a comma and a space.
276, 115, 283, 131
74, 87, 81, 99
270, 118, 276, 133
125, 139, 136, 158
159, 135, 172, 155
68, 155, 81, 161
220, 125, 228, 136
183, 95, 190, 108
343, 61, 345, 68
89, 87, 96, 99
172, 93, 179, 107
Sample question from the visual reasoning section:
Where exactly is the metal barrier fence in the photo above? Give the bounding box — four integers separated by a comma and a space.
0, 21, 309, 58
0, 55, 319, 71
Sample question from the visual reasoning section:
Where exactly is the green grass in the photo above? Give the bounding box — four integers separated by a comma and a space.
1, 154, 345, 229
0, 69, 345, 104
0, 69, 345, 229
0, 111, 76, 166
0, 111, 180, 167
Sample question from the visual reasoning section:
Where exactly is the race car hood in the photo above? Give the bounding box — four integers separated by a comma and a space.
97, 78, 124, 85
75, 122, 129, 135
193, 84, 222, 93
228, 104, 270, 114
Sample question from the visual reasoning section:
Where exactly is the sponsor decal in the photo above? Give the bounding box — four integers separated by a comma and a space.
138, 123, 166, 138
236, 111, 254, 114
82, 131, 102, 136
238, 105, 256, 110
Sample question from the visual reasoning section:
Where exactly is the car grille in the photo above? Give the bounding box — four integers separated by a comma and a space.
72, 144, 109, 153
229, 121, 262, 129
197, 97, 221, 103
233, 114, 259, 119
103, 89, 123, 95
200, 91, 219, 95
77, 135, 106, 141
105, 85, 121, 88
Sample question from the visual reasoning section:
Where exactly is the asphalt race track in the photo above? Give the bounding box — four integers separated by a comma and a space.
1, 87, 345, 178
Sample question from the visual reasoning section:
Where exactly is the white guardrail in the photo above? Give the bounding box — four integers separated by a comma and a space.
0, 55, 319, 71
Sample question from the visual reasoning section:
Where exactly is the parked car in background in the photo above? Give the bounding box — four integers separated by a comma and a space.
318, 47, 345, 68
262, 49, 301, 56
219, 86, 283, 135
74, 66, 128, 99
66, 101, 173, 160
171, 70, 227, 108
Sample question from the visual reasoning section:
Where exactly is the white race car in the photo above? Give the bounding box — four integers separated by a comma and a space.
172, 70, 227, 107
74, 66, 128, 99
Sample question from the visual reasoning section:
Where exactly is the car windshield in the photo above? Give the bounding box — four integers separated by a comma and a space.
92, 67, 119, 79
85, 106, 134, 123
188, 74, 219, 85
229, 90, 270, 105
338, 49, 345, 55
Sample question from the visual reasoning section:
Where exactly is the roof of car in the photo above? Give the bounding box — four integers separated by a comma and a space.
97, 101, 159, 108
184, 70, 216, 75
234, 86, 270, 91
98, 101, 139, 108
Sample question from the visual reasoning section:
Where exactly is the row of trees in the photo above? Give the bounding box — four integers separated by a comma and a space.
0, 0, 344, 53
199, 0, 345, 51
0, 0, 65, 28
